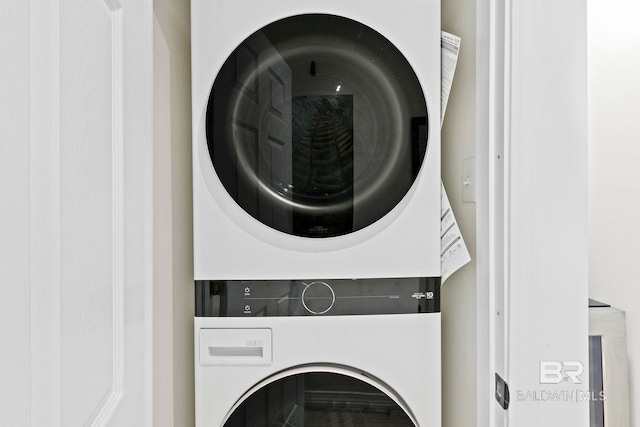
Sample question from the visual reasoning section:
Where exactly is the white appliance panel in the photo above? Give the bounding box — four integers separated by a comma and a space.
192, 0, 441, 280
195, 314, 442, 426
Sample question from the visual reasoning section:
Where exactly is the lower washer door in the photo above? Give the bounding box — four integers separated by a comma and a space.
222, 364, 417, 426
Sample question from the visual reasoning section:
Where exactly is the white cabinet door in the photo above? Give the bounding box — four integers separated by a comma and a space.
0, 0, 153, 425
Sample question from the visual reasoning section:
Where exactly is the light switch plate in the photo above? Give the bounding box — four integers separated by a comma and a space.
462, 157, 476, 203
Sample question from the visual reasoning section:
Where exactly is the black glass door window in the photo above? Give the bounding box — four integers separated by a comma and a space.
224, 371, 415, 426
206, 14, 429, 237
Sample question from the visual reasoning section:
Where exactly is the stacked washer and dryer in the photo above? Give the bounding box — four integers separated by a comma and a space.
192, 1, 442, 425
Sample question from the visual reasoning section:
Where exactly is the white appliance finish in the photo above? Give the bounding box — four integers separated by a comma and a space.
195, 314, 441, 426
191, 0, 441, 280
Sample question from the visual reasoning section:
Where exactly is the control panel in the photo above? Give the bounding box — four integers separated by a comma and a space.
195, 277, 440, 317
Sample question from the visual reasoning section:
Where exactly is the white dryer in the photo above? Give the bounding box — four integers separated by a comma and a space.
191, 0, 441, 280
194, 278, 441, 427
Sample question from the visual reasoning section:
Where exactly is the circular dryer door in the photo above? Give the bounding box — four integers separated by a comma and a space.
222, 365, 416, 427
206, 14, 429, 238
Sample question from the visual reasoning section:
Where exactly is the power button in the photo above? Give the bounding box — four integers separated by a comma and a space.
301, 281, 336, 315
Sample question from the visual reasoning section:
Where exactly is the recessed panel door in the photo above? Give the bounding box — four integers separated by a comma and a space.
209, 33, 293, 233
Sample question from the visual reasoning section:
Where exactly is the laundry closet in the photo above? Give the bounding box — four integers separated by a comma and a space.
190, 1, 442, 425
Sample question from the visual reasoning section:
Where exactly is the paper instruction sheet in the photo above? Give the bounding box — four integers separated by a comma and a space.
439, 31, 470, 284
440, 182, 471, 283
441, 31, 461, 128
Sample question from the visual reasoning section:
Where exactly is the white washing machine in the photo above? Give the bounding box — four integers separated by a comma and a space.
191, 0, 441, 280
194, 278, 441, 427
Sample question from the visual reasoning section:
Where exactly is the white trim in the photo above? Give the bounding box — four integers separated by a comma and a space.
504, 0, 589, 424
478, 0, 589, 424
500, 0, 511, 421
90, 2, 125, 425
477, 0, 509, 424
476, 0, 491, 423
142, 7, 156, 424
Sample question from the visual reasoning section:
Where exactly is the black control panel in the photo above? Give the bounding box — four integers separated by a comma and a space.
195, 277, 440, 317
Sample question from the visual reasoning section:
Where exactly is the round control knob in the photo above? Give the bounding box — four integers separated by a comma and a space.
301, 281, 336, 315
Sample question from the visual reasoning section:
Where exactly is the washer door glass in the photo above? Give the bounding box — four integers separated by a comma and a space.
207, 14, 429, 238
223, 369, 416, 426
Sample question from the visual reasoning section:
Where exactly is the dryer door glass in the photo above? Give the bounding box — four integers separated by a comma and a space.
223, 371, 416, 426
206, 14, 429, 238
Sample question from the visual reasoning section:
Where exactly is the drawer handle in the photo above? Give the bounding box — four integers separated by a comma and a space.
209, 347, 263, 358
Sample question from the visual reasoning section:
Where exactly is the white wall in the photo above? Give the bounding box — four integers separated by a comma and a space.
588, 1, 640, 424
153, 0, 194, 425
441, 1, 478, 426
